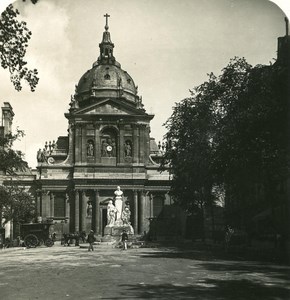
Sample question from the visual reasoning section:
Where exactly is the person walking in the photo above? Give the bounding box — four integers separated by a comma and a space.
87, 230, 95, 252
121, 229, 128, 250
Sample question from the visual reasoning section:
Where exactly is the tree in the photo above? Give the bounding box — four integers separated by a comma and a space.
161, 72, 218, 239
162, 56, 288, 235
0, 184, 36, 226
0, 3, 39, 91
0, 127, 35, 229
0, 128, 28, 175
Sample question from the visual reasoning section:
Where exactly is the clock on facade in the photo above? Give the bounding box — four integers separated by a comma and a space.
106, 145, 113, 152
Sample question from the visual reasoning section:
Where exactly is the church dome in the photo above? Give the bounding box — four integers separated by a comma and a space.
76, 64, 137, 103
74, 15, 139, 105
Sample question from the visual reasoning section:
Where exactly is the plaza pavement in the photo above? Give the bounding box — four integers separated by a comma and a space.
0, 242, 289, 299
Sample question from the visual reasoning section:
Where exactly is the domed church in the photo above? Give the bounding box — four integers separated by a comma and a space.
35, 15, 183, 238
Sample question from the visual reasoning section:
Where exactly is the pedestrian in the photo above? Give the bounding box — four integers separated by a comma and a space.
121, 229, 128, 250
87, 230, 95, 252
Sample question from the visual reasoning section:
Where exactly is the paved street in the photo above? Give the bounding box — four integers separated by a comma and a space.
0, 243, 289, 300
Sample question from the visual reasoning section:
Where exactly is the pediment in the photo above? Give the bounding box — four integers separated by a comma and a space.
75, 99, 146, 116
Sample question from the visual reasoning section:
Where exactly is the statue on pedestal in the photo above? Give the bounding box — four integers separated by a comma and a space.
107, 200, 117, 226
114, 186, 123, 221
121, 204, 131, 225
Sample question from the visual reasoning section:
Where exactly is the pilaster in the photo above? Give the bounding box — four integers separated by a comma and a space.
81, 124, 87, 163
139, 190, 146, 235
133, 190, 138, 233
133, 124, 139, 163
75, 190, 80, 232
139, 124, 145, 163
50, 192, 55, 217
94, 190, 100, 235
94, 124, 101, 163
119, 124, 125, 163
65, 193, 70, 219
81, 190, 87, 231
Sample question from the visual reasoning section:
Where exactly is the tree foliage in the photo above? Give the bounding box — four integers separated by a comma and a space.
162, 57, 288, 224
0, 3, 39, 91
0, 128, 28, 175
0, 185, 36, 225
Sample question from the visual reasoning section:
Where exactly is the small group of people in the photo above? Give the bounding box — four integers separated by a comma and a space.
86, 229, 129, 251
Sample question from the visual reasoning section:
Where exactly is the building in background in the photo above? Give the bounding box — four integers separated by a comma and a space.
0, 103, 36, 240
35, 17, 185, 239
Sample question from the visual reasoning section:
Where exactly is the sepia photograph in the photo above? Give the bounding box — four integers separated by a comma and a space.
0, 0, 289, 299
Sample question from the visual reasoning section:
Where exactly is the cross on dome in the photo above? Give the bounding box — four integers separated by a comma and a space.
104, 13, 110, 31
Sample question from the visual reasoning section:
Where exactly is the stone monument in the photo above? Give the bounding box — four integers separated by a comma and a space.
102, 186, 134, 242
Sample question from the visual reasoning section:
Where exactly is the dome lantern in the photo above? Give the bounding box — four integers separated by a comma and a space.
97, 13, 116, 65
74, 14, 140, 107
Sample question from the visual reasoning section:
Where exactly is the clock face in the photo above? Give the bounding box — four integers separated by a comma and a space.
107, 145, 113, 152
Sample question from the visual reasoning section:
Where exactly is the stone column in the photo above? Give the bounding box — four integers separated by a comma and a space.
50, 192, 54, 218
75, 190, 80, 232
36, 192, 41, 216
81, 190, 87, 232
65, 193, 70, 219
41, 192, 50, 218
139, 190, 146, 235
133, 190, 138, 233
94, 190, 100, 235
39, 191, 43, 216
150, 193, 154, 218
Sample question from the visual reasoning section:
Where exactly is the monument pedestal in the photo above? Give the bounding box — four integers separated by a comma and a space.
101, 224, 134, 242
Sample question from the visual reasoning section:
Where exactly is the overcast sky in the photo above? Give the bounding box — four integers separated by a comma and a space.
0, 0, 289, 168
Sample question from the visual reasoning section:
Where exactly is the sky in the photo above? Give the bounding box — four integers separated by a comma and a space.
0, 0, 289, 168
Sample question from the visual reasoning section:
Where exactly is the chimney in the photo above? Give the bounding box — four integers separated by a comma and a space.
1, 102, 14, 136
277, 17, 290, 66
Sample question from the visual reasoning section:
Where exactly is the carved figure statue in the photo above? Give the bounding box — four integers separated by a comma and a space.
86, 202, 92, 217
41, 148, 48, 163
125, 141, 132, 157
101, 140, 108, 157
121, 205, 131, 225
114, 186, 123, 220
107, 200, 116, 226
87, 141, 94, 156
37, 148, 42, 162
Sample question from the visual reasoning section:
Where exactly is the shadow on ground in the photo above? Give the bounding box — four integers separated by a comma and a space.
140, 241, 290, 264
113, 279, 290, 299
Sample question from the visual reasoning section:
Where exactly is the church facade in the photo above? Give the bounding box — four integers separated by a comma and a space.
35, 17, 180, 238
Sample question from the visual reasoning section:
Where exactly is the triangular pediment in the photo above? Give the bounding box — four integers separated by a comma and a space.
75, 99, 147, 116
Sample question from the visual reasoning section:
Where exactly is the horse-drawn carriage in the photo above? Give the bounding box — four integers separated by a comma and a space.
20, 223, 55, 248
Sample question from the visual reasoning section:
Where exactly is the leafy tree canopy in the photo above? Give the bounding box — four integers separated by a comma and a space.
0, 185, 36, 225
0, 128, 28, 175
0, 3, 39, 91
162, 57, 288, 214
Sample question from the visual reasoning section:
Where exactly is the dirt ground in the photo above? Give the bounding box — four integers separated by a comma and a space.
0, 242, 289, 299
